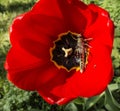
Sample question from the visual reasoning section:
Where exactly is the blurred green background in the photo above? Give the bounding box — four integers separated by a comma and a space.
0, 0, 120, 111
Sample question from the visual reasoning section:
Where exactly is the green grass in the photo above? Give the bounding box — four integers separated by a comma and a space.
0, 0, 120, 111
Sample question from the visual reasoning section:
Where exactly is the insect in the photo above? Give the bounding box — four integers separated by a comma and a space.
74, 34, 92, 73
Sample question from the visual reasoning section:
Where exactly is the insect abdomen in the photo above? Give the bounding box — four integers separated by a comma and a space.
74, 37, 86, 73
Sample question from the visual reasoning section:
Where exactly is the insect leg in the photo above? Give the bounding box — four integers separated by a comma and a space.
84, 43, 92, 48
84, 38, 93, 42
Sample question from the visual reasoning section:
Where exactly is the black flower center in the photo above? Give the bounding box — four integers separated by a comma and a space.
50, 31, 91, 72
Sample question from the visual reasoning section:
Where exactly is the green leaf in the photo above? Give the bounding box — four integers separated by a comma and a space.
30, 109, 42, 111
105, 87, 120, 111
65, 103, 78, 111
73, 97, 85, 105
115, 28, 120, 37
84, 93, 104, 110
108, 84, 120, 91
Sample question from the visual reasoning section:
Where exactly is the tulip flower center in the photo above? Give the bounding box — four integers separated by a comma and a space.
50, 31, 92, 73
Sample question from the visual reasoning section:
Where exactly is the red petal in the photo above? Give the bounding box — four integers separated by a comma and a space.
51, 46, 113, 98
84, 4, 114, 50
37, 69, 75, 105
7, 62, 59, 90
10, 13, 66, 59
7, 60, 75, 104
31, 0, 93, 33
5, 46, 44, 71
57, 0, 89, 33
50, 4, 114, 98
37, 91, 74, 105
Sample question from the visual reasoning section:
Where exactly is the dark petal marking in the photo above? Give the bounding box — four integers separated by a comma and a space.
51, 32, 90, 71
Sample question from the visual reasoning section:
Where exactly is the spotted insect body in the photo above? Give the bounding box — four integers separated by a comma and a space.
74, 34, 92, 73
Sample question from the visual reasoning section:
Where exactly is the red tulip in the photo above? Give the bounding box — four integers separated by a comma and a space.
5, 0, 114, 105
